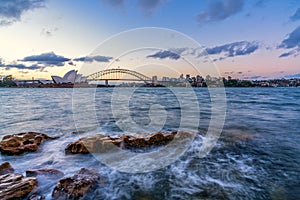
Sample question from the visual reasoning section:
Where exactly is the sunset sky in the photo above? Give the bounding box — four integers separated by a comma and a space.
0, 0, 300, 80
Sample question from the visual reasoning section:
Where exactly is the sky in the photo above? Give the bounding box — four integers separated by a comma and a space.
0, 0, 300, 80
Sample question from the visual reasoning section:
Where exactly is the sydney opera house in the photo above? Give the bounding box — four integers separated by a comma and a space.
51, 70, 87, 84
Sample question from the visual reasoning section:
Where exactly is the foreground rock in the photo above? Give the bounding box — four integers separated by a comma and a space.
65, 131, 179, 154
52, 168, 103, 200
0, 162, 14, 175
0, 173, 37, 200
0, 132, 57, 155
26, 168, 64, 200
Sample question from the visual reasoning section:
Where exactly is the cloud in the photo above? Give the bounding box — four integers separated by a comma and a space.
0, 0, 45, 26
101, 0, 167, 15
68, 61, 76, 66
197, 0, 244, 23
249, 75, 262, 79
1, 63, 41, 70
254, 0, 267, 8
146, 43, 258, 61
101, 0, 125, 8
278, 26, 300, 57
138, 0, 168, 15
279, 50, 299, 58
74, 55, 113, 62
41, 27, 58, 37
205, 41, 259, 57
19, 71, 29, 74
147, 50, 181, 60
290, 8, 300, 22
279, 26, 300, 49
21, 52, 70, 66
284, 73, 300, 79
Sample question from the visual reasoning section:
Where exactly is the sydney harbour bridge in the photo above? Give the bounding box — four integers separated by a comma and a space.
86, 68, 174, 86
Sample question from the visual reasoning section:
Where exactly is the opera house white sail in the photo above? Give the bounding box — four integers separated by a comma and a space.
51, 70, 87, 84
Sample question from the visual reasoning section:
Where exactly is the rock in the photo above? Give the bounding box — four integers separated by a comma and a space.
26, 168, 64, 178
0, 173, 37, 200
28, 194, 45, 200
221, 129, 253, 147
26, 168, 64, 200
52, 168, 103, 200
0, 132, 57, 155
65, 131, 179, 154
0, 162, 14, 175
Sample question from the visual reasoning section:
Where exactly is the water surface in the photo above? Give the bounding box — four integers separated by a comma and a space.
0, 87, 299, 199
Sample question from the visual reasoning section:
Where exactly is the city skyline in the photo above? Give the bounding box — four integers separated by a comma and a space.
0, 0, 300, 80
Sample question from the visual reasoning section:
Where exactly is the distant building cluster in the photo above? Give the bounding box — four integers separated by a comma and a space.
1, 70, 300, 88
151, 74, 300, 88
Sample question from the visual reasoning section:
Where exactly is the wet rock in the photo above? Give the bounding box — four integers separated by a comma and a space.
221, 130, 253, 147
52, 168, 103, 200
28, 194, 45, 200
0, 132, 57, 155
26, 168, 64, 200
0, 162, 14, 175
65, 131, 179, 154
26, 168, 64, 178
0, 173, 37, 200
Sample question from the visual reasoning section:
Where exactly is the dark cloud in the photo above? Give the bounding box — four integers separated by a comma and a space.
206, 41, 259, 58
1, 63, 41, 70
0, 0, 45, 26
147, 50, 181, 60
249, 75, 262, 79
237, 71, 243, 74
101, 0, 167, 15
278, 26, 300, 57
68, 61, 76, 66
284, 73, 300, 79
279, 26, 300, 49
74, 55, 113, 62
279, 51, 296, 58
21, 52, 70, 66
290, 8, 300, 22
197, 0, 244, 23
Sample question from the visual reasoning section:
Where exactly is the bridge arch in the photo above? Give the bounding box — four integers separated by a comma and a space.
86, 68, 151, 83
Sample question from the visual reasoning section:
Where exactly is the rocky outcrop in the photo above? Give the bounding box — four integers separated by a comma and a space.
52, 168, 103, 200
0, 162, 14, 175
65, 131, 179, 154
0, 132, 57, 155
0, 173, 37, 200
26, 168, 64, 178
